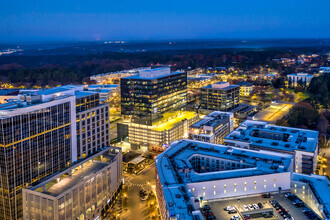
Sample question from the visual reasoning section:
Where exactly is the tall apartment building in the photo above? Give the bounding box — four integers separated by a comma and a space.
0, 87, 77, 220
22, 147, 122, 220
189, 111, 234, 144
121, 66, 187, 126
224, 120, 319, 174
75, 91, 110, 159
201, 82, 240, 112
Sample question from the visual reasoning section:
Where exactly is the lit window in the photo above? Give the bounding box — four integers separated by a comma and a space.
244, 182, 247, 185
303, 186, 305, 190
214, 191, 216, 195
224, 184, 226, 188
264, 185, 266, 189
192, 188, 195, 192
294, 184, 297, 188
203, 192, 205, 196
274, 178, 276, 182
254, 181, 257, 184
264, 180, 266, 183
254, 186, 257, 190
234, 183, 237, 187
274, 184, 276, 188
203, 187, 205, 190
214, 186, 216, 189
224, 190, 226, 194
294, 189, 297, 193
296, 165, 298, 169
234, 188, 237, 192
244, 187, 247, 191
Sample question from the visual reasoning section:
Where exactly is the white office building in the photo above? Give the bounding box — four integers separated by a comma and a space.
287, 73, 314, 87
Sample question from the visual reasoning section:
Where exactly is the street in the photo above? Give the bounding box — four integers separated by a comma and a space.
114, 163, 157, 220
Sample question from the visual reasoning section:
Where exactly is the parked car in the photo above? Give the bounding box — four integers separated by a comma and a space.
230, 215, 240, 220
253, 204, 259, 209
224, 206, 235, 211
243, 205, 249, 211
247, 204, 254, 210
262, 193, 271, 198
258, 202, 263, 209
228, 209, 237, 214
285, 192, 293, 197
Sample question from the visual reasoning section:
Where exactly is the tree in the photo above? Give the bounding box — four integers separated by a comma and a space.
316, 115, 329, 134
286, 102, 319, 129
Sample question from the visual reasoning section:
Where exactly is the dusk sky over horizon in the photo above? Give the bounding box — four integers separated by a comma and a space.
1, 0, 330, 42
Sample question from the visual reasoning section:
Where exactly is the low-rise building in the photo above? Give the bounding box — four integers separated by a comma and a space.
189, 111, 233, 144
224, 120, 319, 174
118, 111, 199, 151
87, 84, 119, 102
22, 147, 122, 220
287, 73, 314, 87
236, 81, 253, 96
155, 139, 293, 220
201, 82, 240, 112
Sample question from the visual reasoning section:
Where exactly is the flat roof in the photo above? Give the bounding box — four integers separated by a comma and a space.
202, 84, 239, 90
225, 120, 318, 153
26, 147, 121, 197
129, 156, 146, 164
45, 161, 109, 197
75, 91, 97, 98
124, 71, 185, 80
191, 111, 232, 128
151, 111, 198, 131
156, 139, 293, 219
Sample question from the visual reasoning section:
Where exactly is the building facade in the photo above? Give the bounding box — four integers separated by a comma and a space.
0, 88, 77, 220
75, 91, 110, 159
189, 111, 234, 144
155, 139, 293, 220
224, 120, 319, 174
121, 67, 187, 126
22, 147, 122, 220
236, 81, 253, 97
201, 82, 240, 112
119, 111, 199, 151
287, 73, 314, 87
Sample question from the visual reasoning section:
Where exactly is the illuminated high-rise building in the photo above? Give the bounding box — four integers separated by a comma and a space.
121, 66, 187, 126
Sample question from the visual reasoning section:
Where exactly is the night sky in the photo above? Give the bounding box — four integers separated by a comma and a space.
1, 0, 329, 42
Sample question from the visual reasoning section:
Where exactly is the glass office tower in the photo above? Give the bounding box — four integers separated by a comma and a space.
0, 88, 76, 220
121, 67, 187, 125
201, 82, 240, 112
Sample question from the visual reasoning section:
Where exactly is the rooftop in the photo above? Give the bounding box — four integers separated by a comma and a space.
203, 82, 239, 90
151, 111, 198, 131
225, 120, 318, 153
156, 139, 293, 219
287, 73, 314, 77
74, 90, 98, 98
27, 147, 120, 198
124, 69, 185, 80
44, 161, 109, 197
190, 111, 232, 130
